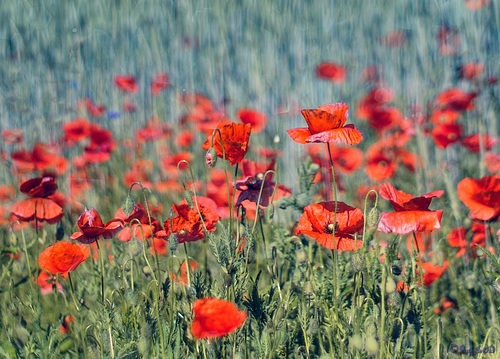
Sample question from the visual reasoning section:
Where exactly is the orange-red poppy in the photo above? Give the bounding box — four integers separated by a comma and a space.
419, 260, 449, 286
457, 175, 500, 221
62, 117, 93, 145
39, 241, 90, 276
70, 208, 125, 244
236, 108, 268, 133
295, 201, 364, 251
377, 183, 444, 234
202, 122, 252, 166
191, 298, 247, 339
151, 72, 170, 95
114, 75, 139, 93
288, 103, 362, 145
160, 197, 220, 244
172, 260, 199, 284
315, 62, 347, 83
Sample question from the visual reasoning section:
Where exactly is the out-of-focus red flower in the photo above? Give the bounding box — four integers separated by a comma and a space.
485, 152, 500, 174
379, 30, 407, 48
36, 270, 63, 295
2, 129, 24, 144
85, 98, 106, 117
288, 103, 363, 145
202, 122, 252, 166
360, 66, 380, 84
365, 106, 402, 132
0, 186, 15, 202
160, 197, 220, 244
162, 152, 191, 174
62, 118, 93, 145
461, 133, 498, 153
429, 108, 461, 125
70, 208, 125, 244
191, 298, 247, 339
150, 236, 167, 256
136, 116, 172, 144
172, 260, 199, 284
236, 108, 268, 133
308, 144, 363, 175
315, 62, 347, 83
295, 201, 364, 251
356, 87, 394, 119
11, 143, 68, 175
39, 241, 90, 276
447, 227, 467, 257
151, 72, 170, 95
464, 0, 490, 11
431, 122, 462, 149
435, 88, 477, 112
123, 97, 137, 112
419, 260, 448, 286
438, 25, 460, 56
176, 130, 195, 148
114, 75, 139, 93
60, 315, 75, 335
434, 298, 457, 315
457, 175, 500, 221
377, 183, 444, 235
458, 62, 485, 80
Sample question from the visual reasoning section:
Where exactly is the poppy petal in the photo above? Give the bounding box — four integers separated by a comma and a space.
287, 128, 311, 144
377, 210, 443, 234
102, 219, 125, 239
305, 125, 363, 145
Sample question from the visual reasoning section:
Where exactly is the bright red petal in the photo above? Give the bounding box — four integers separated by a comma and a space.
305, 125, 363, 145
377, 210, 443, 234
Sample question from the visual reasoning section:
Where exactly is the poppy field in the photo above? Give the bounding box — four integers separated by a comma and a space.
1, 0, 500, 358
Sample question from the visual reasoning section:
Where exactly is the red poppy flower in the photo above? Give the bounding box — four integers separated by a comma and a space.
172, 260, 199, 284
176, 130, 195, 148
464, 0, 490, 10
39, 241, 90, 276
365, 106, 402, 132
447, 227, 467, 257
62, 117, 92, 145
236, 108, 268, 133
191, 298, 247, 339
70, 208, 125, 244
457, 175, 500, 221
435, 88, 477, 112
485, 152, 500, 174
308, 144, 363, 174
434, 298, 457, 315
419, 260, 449, 286
0, 186, 15, 203
356, 87, 395, 120
458, 62, 485, 80
2, 129, 24, 144
160, 197, 220, 244
377, 183, 444, 235
461, 133, 498, 153
315, 62, 347, 83
151, 72, 170, 95
202, 122, 252, 166
20, 177, 58, 198
115, 203, 161, 242
36, 270, 63, 295
11, 143, 68, 175
295, 201, 364, 251
287, 103, 363, 145
364, 142, 397, 182
114, 75, 139, 93
429, 108, 460, 125
431, 122, 462, 149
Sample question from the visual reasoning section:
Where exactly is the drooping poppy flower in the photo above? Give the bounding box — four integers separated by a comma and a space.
315, 62, 347, 83
377, 183, 444, 235
457, 175, 500, 221
10, 177, 64, 224
236, 108, 268, 133
151, 72, 170, 95
160, 197, 220, 244
460, 133, 498, 153
39, 241, 90, 276
202, 122, 252, 166
295, 201, 364, 251
287, 103, 363, 145
458, 62, 485, 80
191, 298, 247, 339
235, 158, 276, 208
114, 75, 139, 93
70, 208, 125, 244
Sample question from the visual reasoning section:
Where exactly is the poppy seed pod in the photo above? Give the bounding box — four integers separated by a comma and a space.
351, 252, 365, 272
206, 147, 217, 168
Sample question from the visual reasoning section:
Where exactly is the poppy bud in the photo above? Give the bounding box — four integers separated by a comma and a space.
368, 207, 380, 227
206, 147, 217, 168
266, 203, 275, 221
351, 252, 365, 272
168, 234, 179, 252
385, 277, 396, 294
350, 334, 364, 351
128, 239, 143, 257
366, 337, 379, 355
307, 318, 319, 335
184, 190, 194, 208
122, 195, 135, 216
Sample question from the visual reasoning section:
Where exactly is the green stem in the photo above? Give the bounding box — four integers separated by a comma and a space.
327, 143, 339, 318
412, 232, 428, 356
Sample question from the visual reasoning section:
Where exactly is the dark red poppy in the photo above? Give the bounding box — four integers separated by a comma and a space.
365, 106, 402, 132
236, 108, 268, 133
431, 122, 462, 149
461, 133, 498, 153
70, 208, 125, 244
39, 241, 90, 276
114, 75, 139, 93
151, 72, 170, 95
457, 175, 500, 221
20, 177, 58, 198
288, 103, 363, 145
295, 201, 364, 251
160, 197, 220, 244
377, 183, 444, 234
315, 62, 347, 83
191, 298, 247, 339
458, 62, 485, 80
202, 122, 252, 166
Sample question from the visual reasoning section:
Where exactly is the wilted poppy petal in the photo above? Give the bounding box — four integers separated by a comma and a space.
377, 210, 443, 234
305, 125, 363, 145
